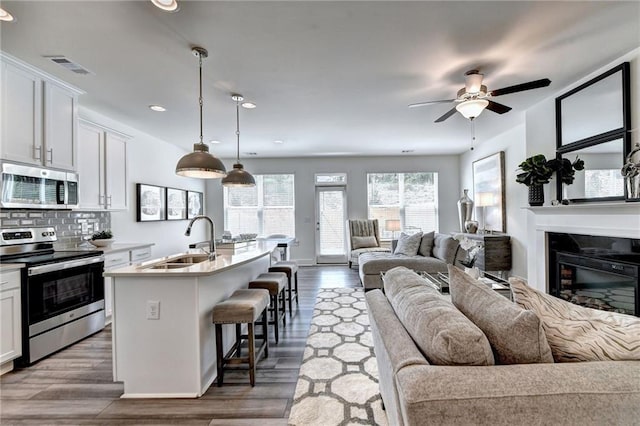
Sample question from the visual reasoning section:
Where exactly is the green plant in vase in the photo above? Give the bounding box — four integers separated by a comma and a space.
546, 156, 585, 204
515, 154, 554, 206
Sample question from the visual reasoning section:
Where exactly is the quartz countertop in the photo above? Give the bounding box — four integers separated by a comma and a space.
0, 263, 25, 272
104, 241, 276, 277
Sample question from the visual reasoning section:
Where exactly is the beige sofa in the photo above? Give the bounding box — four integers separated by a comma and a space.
358, 232, 462, 290
365, 267, 640, 426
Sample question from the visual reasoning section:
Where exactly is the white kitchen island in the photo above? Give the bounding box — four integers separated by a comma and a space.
104, 242, 276, 398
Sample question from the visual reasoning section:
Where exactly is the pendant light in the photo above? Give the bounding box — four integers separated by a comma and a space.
221, 94, 256, 187
175, 47, 227, 179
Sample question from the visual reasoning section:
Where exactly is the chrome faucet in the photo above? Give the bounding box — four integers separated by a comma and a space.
184, 215, 216, 260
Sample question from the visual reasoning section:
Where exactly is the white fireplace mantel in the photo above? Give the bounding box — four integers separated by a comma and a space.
525, 202, 640, 293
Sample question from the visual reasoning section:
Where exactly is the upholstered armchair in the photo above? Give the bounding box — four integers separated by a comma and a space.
346, 219, 391, 268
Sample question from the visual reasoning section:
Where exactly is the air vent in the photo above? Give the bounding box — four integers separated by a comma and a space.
44, 56, 93, 75
244, 152, 258, 156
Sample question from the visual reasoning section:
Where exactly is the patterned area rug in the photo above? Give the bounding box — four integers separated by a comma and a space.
288, 288, 388, 426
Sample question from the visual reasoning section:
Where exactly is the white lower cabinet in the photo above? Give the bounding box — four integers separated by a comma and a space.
1, 270, 22, 369
103, 247, 152, 323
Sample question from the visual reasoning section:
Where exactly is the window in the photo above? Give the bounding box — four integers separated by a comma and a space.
224, 174, 295, 237
367, 172, 438, 239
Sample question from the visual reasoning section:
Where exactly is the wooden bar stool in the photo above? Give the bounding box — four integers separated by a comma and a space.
249, 272, 287, 343
268, 261, 299, 316
212, 289, 269, 387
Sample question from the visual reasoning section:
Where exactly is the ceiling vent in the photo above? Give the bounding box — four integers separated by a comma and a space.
44, 56, 93, 75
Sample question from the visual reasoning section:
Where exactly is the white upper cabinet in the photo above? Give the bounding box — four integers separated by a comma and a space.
0, 54, 82, 171
78, 120, 128, 211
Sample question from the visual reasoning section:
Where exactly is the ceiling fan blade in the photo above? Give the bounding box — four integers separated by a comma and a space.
408, 99, 456, 108
490, 78, 551, 97
486, 100, 512, 114
435, 106, 458, 123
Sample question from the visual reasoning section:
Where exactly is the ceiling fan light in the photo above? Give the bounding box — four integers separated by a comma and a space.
456, 99, 489, 120
221, 164, 256, 187
150, 0, 179, 12
176, 143, 227, 178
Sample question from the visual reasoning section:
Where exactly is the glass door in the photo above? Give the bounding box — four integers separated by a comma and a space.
315, 186, 347, 264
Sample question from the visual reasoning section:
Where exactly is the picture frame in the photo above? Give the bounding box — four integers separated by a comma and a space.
136, 183, 166, 222
473, 151, 506, 233
166, 187, 187, 220
187, 191, 204, 219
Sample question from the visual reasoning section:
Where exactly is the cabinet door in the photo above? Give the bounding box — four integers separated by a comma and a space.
43, 81, 77, 171
104, 276, 113, 323
0, 271, 22, 364
1, 61, 42, 165
105, 132, 128, 210
77, 122, 105, 209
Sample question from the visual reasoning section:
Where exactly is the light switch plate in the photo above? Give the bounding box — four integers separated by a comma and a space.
146, 300, 160, 320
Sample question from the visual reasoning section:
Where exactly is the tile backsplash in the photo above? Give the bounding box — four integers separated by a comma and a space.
0, 210, 111, 249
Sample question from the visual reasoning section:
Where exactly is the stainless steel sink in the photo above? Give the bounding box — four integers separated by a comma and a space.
169, 254, 210, 264
148, 263, 194, 270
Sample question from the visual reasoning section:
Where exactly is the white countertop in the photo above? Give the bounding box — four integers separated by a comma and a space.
97, 243, 154, 255
104, 241, 276, 277
0, 263, 25, 272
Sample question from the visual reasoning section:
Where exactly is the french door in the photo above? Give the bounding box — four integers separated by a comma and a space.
315, 186, 347, 264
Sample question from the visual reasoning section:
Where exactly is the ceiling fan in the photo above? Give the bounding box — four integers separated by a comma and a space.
409, 70, 551, 122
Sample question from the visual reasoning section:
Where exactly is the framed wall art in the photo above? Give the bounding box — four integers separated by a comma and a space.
166, 187, 187, 220
187, 191, 203, 219
136, 183, 166, 222
473, 151, 506, 233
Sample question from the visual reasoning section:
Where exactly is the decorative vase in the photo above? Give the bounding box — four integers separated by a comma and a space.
464, 220, 479, 234
528, 184, 544, 206
457, 189, 474, 232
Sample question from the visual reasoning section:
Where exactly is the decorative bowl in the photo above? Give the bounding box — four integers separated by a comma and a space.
90, 238, 115, 247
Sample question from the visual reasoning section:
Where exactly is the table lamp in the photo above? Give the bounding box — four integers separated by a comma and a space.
385, 219, 401, 240
476, 192, 495, 234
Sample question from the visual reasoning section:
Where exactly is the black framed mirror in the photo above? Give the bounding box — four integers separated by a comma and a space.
556, 62, 630, 149
555, 62, 631, 203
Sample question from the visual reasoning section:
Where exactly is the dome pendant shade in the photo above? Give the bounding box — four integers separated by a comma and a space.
175, 46, 227, 179
176, 143, 227, 178
456, 99, 489, 120
221, 93, 256, 187
221, 163, 256, 187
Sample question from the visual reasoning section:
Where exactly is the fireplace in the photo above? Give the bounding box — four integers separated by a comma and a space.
548, 233, 639, 316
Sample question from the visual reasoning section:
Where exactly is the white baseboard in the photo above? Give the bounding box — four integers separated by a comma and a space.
0, 360, 15, 376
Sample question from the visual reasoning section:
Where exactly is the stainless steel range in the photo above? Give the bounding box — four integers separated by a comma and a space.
0, 227, 105, 365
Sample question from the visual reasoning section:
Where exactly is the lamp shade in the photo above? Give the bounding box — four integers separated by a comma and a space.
221, 163, 256, 187
476, 192, 495, 207
175, 143, 227, 178
385, 219, 401, 232
456, 99, 489, 120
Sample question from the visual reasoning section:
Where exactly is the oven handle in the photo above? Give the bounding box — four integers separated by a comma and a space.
28, 256, 105, 276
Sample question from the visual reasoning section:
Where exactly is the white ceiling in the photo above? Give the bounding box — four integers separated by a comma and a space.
1, 1, 638, 158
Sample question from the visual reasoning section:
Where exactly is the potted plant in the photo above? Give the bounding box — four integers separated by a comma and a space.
90, 229, 115, 247
516, 154, 554, 206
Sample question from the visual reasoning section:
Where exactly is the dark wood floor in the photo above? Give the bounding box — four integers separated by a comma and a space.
0, 265, 361, 425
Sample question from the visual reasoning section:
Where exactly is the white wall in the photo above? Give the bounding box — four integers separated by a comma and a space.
79, 107, 207, 258
460, 122, 528, 278
205, 155, 460, 264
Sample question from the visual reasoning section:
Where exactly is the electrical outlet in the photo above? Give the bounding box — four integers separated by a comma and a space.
146, 300, 160, 320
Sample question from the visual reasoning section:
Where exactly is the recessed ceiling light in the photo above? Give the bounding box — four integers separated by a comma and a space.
149, 105, 166, 112
0, 7, 15, 22
150, 0, 179, 12
241, 102, 257, 109
209, 140, 221, 144
273, 140, 284, 144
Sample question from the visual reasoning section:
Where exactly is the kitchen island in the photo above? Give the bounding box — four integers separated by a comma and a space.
104, 242, 277, 398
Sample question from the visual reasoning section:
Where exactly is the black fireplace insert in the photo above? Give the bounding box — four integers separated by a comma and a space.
548, 233, 639, 316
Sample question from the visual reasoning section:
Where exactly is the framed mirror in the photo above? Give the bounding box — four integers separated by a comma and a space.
556, 62, 630, 149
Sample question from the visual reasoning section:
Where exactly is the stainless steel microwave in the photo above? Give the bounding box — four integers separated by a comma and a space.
0, 161, 78, 209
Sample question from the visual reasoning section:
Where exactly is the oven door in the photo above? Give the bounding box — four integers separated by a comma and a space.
26, 256, 105, 328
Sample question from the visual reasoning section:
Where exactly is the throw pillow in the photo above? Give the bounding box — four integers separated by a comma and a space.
432, 234, 459, 263
509, 277, 640, 362
384, 266, 495, 366
448, 266, 553, 364
393, 232, 423, 256
418, 231, 435, 257
351, 236, 378, 249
